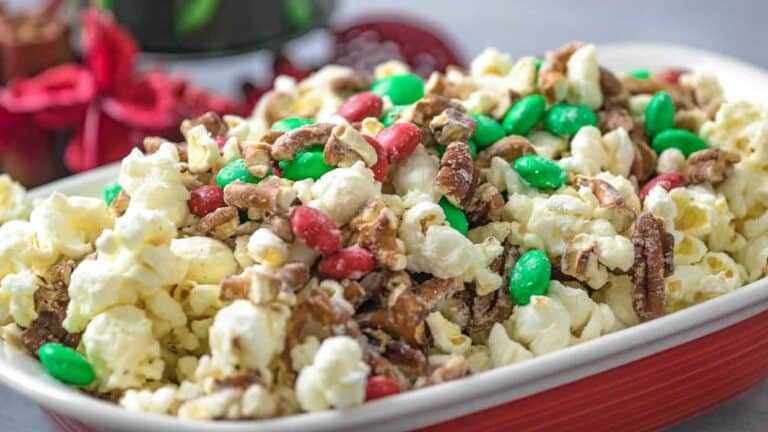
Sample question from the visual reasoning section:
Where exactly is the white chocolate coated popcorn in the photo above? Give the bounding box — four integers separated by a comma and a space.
488, 323, 533, 368
171, 236, 238, 284
0, 175, 30, 223
507, 294, 571, 356
566, 44, 603, 110
0, 270, 40, 327
30, 193, 112, 259
426, 311, 472, 355
310, 162, 380, 225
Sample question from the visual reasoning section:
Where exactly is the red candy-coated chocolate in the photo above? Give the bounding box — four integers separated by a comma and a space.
364, 134, 389, 181
319, 246, 376, 280
215, 135, 228, 150
338, 92, 383, 122
639, 172, 686, 202
376, 122, 421, 162
290, 206, 342, 254
188, 185, 226, 217
655, 68, 688, 85
365, 375, 401, 401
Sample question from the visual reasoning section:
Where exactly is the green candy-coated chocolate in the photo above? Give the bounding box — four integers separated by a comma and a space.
502, 94, 546, 136
271, 117, 315, 132
216, 159, 264, 188
470, 113, 505, 149
38, 343, 95, 387
370, 73, 424, 105
279, 145, 335, 181
651, 128, 708, 157
439, 197, 468, 235
102, 182, 122, 206
513, 154, 567, 190
645, 91, 675, 137
629, 69, 651, 79
508, 249, 551, 305
543, 103, 597, 137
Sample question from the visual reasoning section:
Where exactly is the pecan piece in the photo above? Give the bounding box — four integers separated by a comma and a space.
630, 213, 674, 321
270, 123, 334, 161
323, 124, 378, 167
599, 67, 625, 102
109, 189, 130, 217
560, 233, 603, 287
577, 176, 636, 232
144, 136, 188, 162
475, 135, 536, 169
427, 355, 469, 385
223, 177, 297, 213
180, 112, 228, 137
242, 142, 271, 178
621, 76, 664, 95
214, 370, 262, 391
434, 142, 478, 207
330, 70, 372, 94
349, 199, 406, 271
429, 108, 476, 145
402, 95, 463, 127
288, 288, 362, 349
538, 41, 584, 103
464, 183, 505, 226
629, 127, 657, 182
264, 214, 294, 242
221, 262, 310, 302
685, 148, 740, 186
198, 206, 239, 239
597, 107, 634, 133
673, 108, 708, 133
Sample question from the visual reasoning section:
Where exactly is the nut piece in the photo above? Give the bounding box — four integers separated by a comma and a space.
223, 177, 297, 213
429, 108, 476, 146
475, 135, 536, 169
427, 355, 469, 385
330, 70, 372, 94
560, 233, 601, 286
685, 148, 740, 186
629, 128, 657, 182
270, 123, 334, 161
621, 76, 664, 95
401, 95, 463, 127
323, 124, 378, 167
180, 112, 229, 137
630, 213, 674, 322
242, 142, 271, 178
577, 176, 636, 233
434, 142, 478, 207
220, 262, 310, 303
264, 214, 294, 242
538, 41, 584, 103
198, 206, 239, 239
252, 90, 294, 130
109, 189, 130, 217
144, 137, 188, 162
349, 199, 407, 271
673, 108, 708, 133
464, 183, 505, 226
599, 66, 625, 102
597, 107, 634, 133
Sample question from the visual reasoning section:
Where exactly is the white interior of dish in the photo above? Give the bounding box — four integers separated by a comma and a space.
1, 43, 767, 432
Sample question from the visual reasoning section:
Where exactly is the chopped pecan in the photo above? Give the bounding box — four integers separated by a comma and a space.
323, 124, 378, 167
242, 142, 271, 178
261, 130, 284, 145
288, 288, 362, 349
265, 214, 294, 242
143, 136, 188, 161
538, 41, 584, 103
219, 275, 250, 301
685, 148, 740, 186
349, 199, 406, 271
560, 233, 601, 285
223, 177, 297, 213
109, 189, 130, 217
629, 127, 657, 182
180, 112, 228, 137
424, 71, 466, 99
221, 262, 309, 302
630, 213, 674, 321
402, 95, 463, 127
429, 108, 476, 146
598, 107, 634, 133
621, 76, 664, 95
356, 272, 427, 346
464, 183, 505, 226
270, 122, 334, 161
214, 370, 262, 391
198, 206, 239, 239
330, 70, 372, 94
577, 176, 636, 232
475, 135, 536, 169
674, 108, 708, 133
599, 67, 625, 102
276, 263, 311, 291
427, 355, 469, 385
434, 142, 478, 207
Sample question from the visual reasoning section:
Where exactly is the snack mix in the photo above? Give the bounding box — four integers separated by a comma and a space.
1, 42, 766, 420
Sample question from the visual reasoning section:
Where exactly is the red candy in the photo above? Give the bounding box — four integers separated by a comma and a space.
364, 135, 389, 181
319, 246, 376, 280
365, 376, 401, 401
290, 206, 342, 254
639, 172, 686, 202
376, 122, 421, 162
655, 68, 687, 85
338, 92, 383, 122
188, 185, 225, 217
215, 135, 228, 150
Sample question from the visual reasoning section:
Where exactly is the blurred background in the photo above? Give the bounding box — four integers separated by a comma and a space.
0, 1, 766, 429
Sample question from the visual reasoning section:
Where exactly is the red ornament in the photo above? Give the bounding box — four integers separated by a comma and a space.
81, 9, 138, 94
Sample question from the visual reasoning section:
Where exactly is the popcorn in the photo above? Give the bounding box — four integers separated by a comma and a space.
374, 60, 411, 80
680, 73, 724, 110
470, 48, 514, 77
548, 282, 615, 343
507, 294, 571, 356
391, 145, 440, 204
30, 193, 112, 259
0, 221, 56, 279
309, 161, 381, 225
528, 131, 568, 159
171, 236, 238, 284
665, 252, 744, 312
559, 126, 633, 178
185, 124, 222, 173
657, 148, 687, 174
506, 56, 538, 96
592, 275, 639, 328
121, 385, 180, 415
295, 336, 369, 412
247, 228, 289, 268
290, 336, 320, 372
426, 311, 472, 354
0, 174, 30, 223
566, 44, 603, 110
82, 305, 164, 391
0, 270, 40, 327
488, 323, 533, 368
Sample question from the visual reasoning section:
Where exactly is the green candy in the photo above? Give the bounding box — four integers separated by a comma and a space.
509, 249, 551, 305
370, 73, 424, 105
535, 59, 543, 72
502, 94, 546, 136
271, 117, 315, 132
216, 159, 264, 188
543, 103, 597, 137
437, 140, 476, 159
439, 197, 468, 235
513, 154, 567, 190
102, 182, 122, 206
645, 91, 675, 137
470, 113, 505, 149
651, 128, 708, 157
380, 105, 408, 127
629, 69, 651, 79
279, 145, 335, 181
38, 343, 95, 387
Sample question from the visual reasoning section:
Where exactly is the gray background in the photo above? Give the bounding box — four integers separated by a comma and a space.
2, 0, 767, 430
